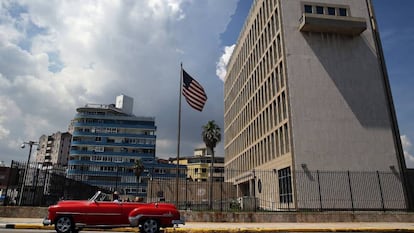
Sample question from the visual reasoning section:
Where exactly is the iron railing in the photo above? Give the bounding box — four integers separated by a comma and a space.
3, 160, 411, 212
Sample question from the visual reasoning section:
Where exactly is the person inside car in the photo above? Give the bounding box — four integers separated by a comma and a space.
113, 191, 121, 202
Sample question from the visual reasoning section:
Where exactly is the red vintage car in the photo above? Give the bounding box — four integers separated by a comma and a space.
43, 191, 184, 233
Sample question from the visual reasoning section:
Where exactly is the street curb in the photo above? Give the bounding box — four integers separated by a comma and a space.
2, 224, 54, 230
2, 224, 414, 232
0, 224, 136, 232
163, 227, 414, 233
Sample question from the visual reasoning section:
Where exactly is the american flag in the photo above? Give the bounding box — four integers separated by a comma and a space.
182, 69, 207, 112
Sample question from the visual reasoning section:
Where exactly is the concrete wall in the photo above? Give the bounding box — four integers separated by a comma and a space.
182, 211, 414, 223
0, 207, 48, 218
281, 0, 401, 172
280, 0, 407, 209
1, 206, 414, 223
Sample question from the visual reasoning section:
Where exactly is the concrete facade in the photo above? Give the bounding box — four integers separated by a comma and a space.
36, 132, 72, 166
170, 148, 225, 182
282, 0, 399, 173
223, 0, 408, 210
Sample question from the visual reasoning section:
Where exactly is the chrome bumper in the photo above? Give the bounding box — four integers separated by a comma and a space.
128, 215, 142, 227
172, 217, 185, 226
43, 218, 52, 226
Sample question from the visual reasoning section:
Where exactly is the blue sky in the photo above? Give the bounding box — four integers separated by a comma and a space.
368, 0, 414, 167
0, 0, 413, 168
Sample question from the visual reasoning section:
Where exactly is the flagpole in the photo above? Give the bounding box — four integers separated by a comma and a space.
176, 63, 183, 206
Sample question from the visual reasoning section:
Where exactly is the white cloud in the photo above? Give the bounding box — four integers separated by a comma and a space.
0, 3, 24, 44
0, 126, 10, 140
401, 135, 414, 168
216, 44, 235, 81
0, 96, 21, 139
0, 0, 238, 164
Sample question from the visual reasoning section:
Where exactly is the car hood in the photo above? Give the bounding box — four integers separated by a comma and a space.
49, 200, 90, 209
57, 200, 90, 205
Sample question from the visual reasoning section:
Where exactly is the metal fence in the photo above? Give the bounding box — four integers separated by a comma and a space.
295, 170, 407, 211
3, 161, 108, 206
158, 169, 409, 211
3, 160, 411, 212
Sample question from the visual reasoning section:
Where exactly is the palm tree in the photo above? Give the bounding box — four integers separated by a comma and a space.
134, 158, 145, 196
202, 120, 221, 210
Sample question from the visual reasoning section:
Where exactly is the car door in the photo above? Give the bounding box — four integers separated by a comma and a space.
86, 201, 125, 226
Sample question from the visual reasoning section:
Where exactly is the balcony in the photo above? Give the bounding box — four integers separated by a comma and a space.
72, 130, 156, 139
72, 122, 156, 130
71, 140, 155, 149
69, 149, 155, 158
299, 13, 367, 36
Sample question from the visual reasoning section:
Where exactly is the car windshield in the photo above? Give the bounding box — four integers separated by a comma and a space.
89, 191, 110, 202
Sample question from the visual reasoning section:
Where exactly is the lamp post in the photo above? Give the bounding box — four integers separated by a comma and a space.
19, 141, 38, 206
147, 171, 153, 202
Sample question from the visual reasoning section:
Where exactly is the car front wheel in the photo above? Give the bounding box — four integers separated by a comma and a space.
140, 219, 159, 233
55, 216, 75, 233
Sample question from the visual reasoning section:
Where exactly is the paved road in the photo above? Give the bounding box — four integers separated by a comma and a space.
0, 230, 119, 233
1, 218, 414, 232
170, 222, 414, 232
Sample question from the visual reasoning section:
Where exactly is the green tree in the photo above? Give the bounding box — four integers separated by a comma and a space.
202, 120, 221, 210
134, 158, 145, 196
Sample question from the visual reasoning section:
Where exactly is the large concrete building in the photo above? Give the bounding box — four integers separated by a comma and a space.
224, 0, 409, 210
67, 95, 180, 199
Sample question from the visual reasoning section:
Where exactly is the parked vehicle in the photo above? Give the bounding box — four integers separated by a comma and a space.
43, 191, 184, 233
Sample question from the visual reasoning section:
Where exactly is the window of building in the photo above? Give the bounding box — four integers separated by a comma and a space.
214, 167, 224, 173
327, 7, 335, 15
278, 167, 292, 203
303, 4, 349, 17
201, 168, 207, 173
154, 168, 166, 174
316, 6, 324, 14
106, 128, 117, 133
91, 155, 102, 161
304, 5, 312, 13
94, 146, 104, 152
339, 8, 347, 16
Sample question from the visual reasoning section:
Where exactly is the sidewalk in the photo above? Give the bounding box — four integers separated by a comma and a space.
1, 218, 414, 232
165, 222, 414, 232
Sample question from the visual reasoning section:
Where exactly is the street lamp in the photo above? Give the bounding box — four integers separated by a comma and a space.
147, 171, 153, 202
19, 141, 39, 206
